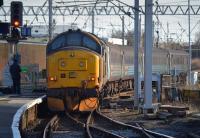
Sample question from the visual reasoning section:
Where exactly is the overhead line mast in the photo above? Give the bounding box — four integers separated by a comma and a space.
188, 0, 191, 85
48, 0, 53, 41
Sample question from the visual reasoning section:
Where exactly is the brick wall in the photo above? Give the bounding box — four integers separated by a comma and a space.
0, 42, 46, 83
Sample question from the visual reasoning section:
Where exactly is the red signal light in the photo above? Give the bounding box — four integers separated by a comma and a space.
14, 21, 20, 27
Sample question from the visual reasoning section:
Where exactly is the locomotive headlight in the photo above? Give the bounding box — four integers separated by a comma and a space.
49, 76, 57, 81
88, 76, 95, 81
79, 61, 84, 67
60, 61, 66, 67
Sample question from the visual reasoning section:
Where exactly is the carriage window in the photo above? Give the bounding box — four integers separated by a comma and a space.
67, 33, 82, 46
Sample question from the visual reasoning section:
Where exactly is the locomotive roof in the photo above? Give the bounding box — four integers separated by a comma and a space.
47, 29, 104, 54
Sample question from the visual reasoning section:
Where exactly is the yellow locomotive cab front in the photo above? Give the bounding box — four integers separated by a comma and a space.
46, 29, 104, 112
47, 50, 100, 111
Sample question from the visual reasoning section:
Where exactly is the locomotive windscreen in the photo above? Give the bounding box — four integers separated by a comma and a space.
47, 30, 102, 54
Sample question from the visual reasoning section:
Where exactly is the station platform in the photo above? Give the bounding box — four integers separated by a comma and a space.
0, 91, 45, 138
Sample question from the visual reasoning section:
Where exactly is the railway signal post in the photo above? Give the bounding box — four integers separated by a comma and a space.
0, 0, 3, 7
8, 1, 23, 62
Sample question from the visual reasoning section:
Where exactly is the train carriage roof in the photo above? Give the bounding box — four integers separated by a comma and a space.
152, 48, 189, 56
168, 49, 189, 55
47, 29, 104, 54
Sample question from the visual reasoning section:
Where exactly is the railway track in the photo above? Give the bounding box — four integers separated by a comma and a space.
43, 115, 58, 138
89, 109, 174, 138
43, 112, 86, 138
42, 109, 173, 138
87, 109, 153, 138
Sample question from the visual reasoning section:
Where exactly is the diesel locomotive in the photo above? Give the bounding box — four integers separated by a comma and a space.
46, 29, 188, 112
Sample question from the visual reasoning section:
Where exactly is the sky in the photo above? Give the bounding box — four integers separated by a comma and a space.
1, 0, 200, 43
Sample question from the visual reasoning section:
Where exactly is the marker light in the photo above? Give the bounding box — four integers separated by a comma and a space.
91, 77, 95, 81
90, 77, 95, 81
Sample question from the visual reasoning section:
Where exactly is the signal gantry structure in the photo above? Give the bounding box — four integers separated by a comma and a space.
0, 4, 200, 17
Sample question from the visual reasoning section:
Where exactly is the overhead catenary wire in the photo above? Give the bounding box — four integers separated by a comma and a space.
114, 0, 143, 13
109, 0, 134, 19
154, 1, 168, 42
72, 0, 101, 28
117, 10, 131, 34
55, 0, 112, 8
191, 20, 200, 33
157, 0, 199, 5
172, 22, 186, 42
81, 0, 100, 31
55, 1, 109, 8
154, 0, 199, 43
56, 0, 110, 31
18, 0, 199, 44
56, 0, 109, 4
71, 0, 79, 24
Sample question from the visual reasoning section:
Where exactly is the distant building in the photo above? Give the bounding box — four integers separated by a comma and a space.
0, 42, 46, 84
108, 38, 127, 45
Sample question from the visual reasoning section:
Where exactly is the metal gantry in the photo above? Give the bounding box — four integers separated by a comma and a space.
0, 5, 200, 17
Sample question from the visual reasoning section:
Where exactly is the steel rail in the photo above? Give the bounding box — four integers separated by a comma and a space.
42, 110, 174, 138
43, 115, 59, 138
93, 109, 151, 138
43, 112, 87, 138
88, 125, 125, 138
65, 111, 86, 127
86, 110, 125, 138
95, 109, 174, 138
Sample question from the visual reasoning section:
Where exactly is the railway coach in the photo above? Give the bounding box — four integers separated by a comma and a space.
46, 29, 134, 112
46, 29, 189, 112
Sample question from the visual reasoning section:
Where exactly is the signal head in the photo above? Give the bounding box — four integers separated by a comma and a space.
14, 20, 20, 27
11, 1, 23, 28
